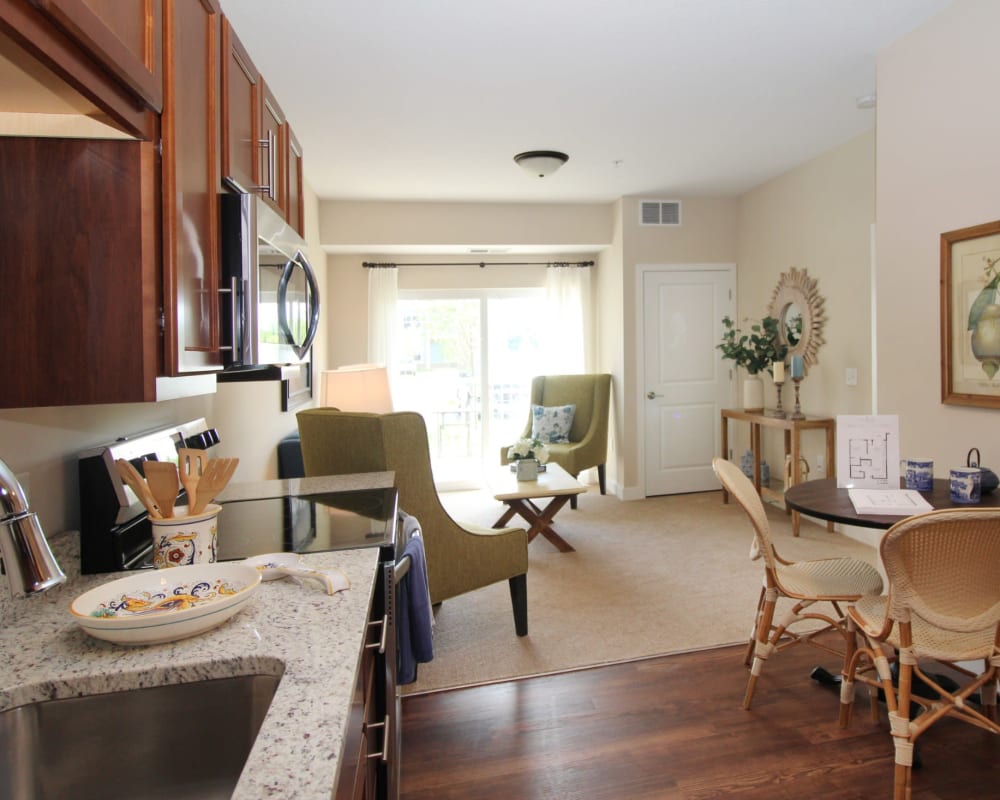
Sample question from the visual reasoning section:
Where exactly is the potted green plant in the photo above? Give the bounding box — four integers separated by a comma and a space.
717, 316, 787, 411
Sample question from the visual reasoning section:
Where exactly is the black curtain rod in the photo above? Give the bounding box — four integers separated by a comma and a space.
363, 260, 594, 269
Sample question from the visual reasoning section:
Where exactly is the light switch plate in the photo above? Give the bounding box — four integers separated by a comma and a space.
845, 367, 858, 386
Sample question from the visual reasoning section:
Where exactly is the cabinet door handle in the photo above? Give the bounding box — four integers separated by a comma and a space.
364, 714, 391, 763
256, 131, 277, 201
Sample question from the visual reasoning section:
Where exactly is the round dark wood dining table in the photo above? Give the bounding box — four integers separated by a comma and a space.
784, 477, 1000, 530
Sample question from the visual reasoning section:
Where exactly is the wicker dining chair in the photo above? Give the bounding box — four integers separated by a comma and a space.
711, 457, 884, 709
838, 508, 1000, 800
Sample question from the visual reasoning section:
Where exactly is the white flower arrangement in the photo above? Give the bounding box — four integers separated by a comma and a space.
507, 437, 550, 464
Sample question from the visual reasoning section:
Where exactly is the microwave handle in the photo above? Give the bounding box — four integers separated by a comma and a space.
276, 255, 321, 360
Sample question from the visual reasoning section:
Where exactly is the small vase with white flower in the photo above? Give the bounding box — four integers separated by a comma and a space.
507, 437, 549, 481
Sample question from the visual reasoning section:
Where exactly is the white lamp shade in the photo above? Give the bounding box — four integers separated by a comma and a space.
319, 364, 393, 413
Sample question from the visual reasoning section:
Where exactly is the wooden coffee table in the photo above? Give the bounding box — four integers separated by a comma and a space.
489, 462, 587, 552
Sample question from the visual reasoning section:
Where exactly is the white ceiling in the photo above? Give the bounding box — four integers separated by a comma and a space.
220, 0, 951, 205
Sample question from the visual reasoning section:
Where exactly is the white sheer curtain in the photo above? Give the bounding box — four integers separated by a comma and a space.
367, 266, 398, 375
544, 265, 593, 373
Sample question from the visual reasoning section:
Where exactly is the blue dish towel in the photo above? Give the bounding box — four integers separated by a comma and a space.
397, 514, 433, 684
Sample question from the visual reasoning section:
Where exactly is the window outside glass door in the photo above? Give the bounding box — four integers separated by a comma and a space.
395, 290, 546, 488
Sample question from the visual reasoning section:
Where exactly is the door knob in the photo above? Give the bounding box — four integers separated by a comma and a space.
646, 391, 662, 400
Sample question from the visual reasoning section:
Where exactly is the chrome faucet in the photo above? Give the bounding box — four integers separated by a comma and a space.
0, 457, 66, 598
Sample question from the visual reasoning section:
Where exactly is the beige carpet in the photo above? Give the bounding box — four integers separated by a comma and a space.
402, 486, 881, 695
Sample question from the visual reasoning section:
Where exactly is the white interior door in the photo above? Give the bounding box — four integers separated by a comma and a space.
642, 267, 735, 496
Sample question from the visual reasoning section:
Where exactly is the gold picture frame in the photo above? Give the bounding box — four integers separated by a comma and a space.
941, 219, 1000, 408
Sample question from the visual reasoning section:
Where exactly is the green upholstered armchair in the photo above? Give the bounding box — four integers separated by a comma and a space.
501, 374, 612, 506
296, 409, 529, 636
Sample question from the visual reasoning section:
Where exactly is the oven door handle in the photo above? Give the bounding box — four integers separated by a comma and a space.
276, 252, 320, 360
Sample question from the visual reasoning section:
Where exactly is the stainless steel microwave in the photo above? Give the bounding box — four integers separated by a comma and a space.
219, 192, 320, 369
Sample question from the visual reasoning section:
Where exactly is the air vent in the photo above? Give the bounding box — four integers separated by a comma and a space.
639, 200, 681, 226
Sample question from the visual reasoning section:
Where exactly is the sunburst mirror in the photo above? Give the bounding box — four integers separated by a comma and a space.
768, 267, 826, 366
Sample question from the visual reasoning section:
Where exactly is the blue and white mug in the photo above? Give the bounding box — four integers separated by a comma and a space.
903, 458, 934, 492
950, 467, 981, 504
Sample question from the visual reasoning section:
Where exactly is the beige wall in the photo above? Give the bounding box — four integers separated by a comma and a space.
735, 131, 876, 474
876, 0, 1000, 469
618, 195, 741, 496
0, 184, 327, 536
319, 200, 613, 250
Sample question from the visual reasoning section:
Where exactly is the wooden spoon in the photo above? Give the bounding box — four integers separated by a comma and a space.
142, 461, 179, 519
114, 459, 163, 519
189, 457, 238, 515
176, 448, 207, 512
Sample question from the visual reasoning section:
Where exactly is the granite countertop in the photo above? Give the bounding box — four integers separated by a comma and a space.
0, 471, 398, 800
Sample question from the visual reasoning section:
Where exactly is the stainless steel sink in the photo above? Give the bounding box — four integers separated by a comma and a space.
0, 674, 280, 800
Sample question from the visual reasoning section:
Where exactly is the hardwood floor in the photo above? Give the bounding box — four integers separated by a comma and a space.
400, 637, 998, 799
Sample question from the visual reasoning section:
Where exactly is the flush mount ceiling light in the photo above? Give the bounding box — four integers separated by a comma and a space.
513, 150, 569, 178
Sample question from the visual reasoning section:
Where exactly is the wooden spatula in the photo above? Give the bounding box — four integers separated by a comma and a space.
114, 459, 163, 519
177, 448, 208, 513
142, 461, 179, 519
189, 457, 239, 515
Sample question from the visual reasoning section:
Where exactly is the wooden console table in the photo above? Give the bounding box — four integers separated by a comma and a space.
719, 408, 836, 536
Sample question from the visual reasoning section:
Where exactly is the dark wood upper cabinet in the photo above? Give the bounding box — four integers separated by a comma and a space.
0, 0, 310, 407
0, 138, 161, 408
219, 14, 258, 194
30, 0, 163, 111
160, 0, 223, 374
285, 123, 304, 236
0, 0, 157, 138
258, 76, 286, 214
221, 21, 305, 234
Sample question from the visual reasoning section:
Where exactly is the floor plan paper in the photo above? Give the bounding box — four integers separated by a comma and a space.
836, 415, 901, 488
848, 489, 933, 516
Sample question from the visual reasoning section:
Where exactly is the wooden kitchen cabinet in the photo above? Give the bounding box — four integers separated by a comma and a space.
0, 0, 157, 139
29, 0, 163, 111
219, 24, 304, 233
258, 76, 286, 214
336, 557, 401, 800
160, 0, 224, 374
285, 123, 305, 235
0, 138, 161, 408
219, 14, 259, 195
0, 0, 313, 406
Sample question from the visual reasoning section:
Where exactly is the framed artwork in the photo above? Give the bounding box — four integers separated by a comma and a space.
941, 219, 1000, 408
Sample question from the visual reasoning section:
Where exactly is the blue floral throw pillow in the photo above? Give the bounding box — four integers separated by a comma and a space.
531, 404, 576, 444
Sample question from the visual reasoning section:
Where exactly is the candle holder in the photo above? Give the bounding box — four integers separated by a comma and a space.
769, 380, 786, 418
790, 377, 806, 420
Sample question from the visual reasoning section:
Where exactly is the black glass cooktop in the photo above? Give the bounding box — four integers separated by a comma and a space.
216, 487, 398, 561
83, 485, 399, 574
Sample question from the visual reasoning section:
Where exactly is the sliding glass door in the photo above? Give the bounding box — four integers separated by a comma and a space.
395, 289, 546, 488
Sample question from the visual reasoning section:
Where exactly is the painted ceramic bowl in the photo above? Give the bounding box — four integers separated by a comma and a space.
243, 553, 350, 595
70, 563, 261, 646
243, 552, 303, 581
